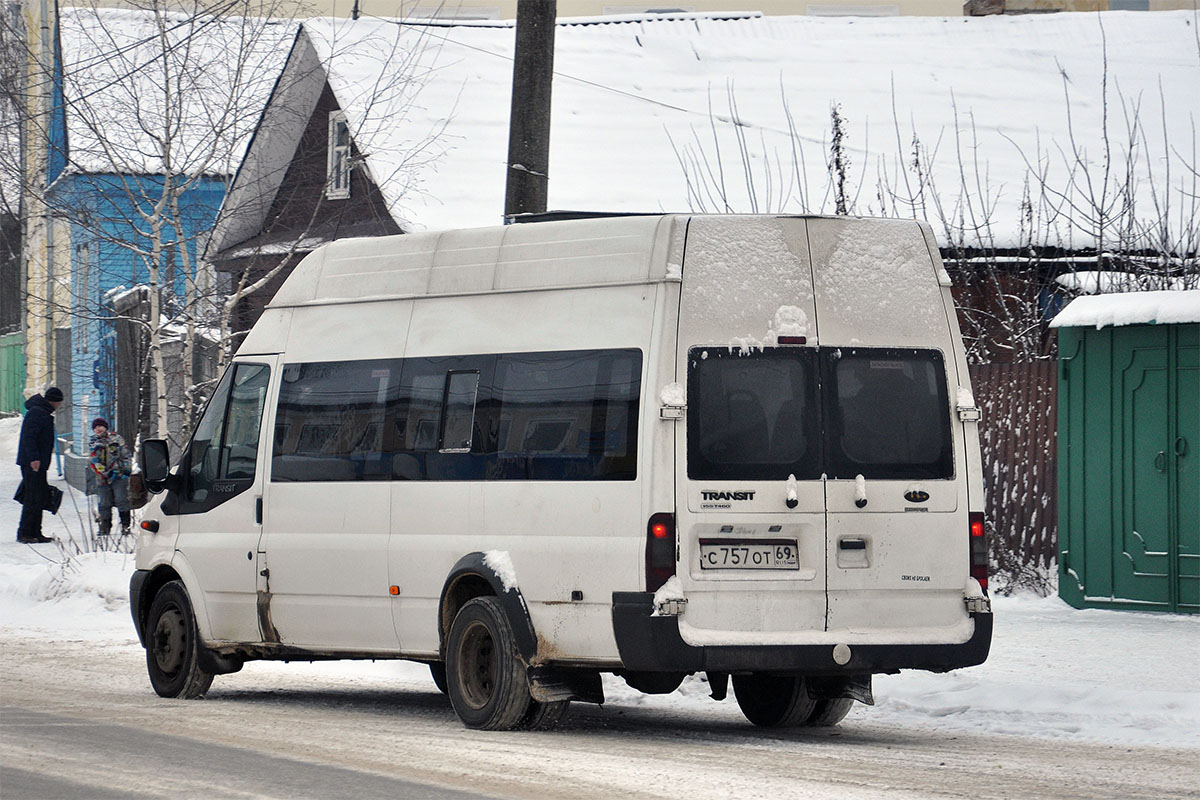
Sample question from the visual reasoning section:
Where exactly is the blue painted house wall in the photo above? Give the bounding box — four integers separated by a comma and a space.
46, 173, 225, 454
40, 9, 230, 454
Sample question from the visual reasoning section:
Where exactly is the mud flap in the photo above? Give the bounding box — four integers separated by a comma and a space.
808, 674, 874, 706
528, 666, 604, 705
706, 671, 729, 701
197, 647, 244, 676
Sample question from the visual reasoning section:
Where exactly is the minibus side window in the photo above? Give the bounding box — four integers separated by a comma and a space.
176, 362, 270, 511
268, 349, 639, 482
222, 365, 271, 479
272, 358, 398, 482
824, 348, 953, 480
440, 371, 480, 453
391, 356, 494, 480
185, 367, 234, 502
492, 348, 641, 480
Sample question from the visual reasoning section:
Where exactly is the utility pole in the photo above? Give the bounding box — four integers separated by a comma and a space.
504, 0, 555, 219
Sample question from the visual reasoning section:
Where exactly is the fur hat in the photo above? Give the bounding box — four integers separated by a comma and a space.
44, 387, 63, 402
92, 417, 109, 430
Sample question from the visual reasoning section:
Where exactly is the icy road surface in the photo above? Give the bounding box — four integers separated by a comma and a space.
1, 632, 1196, 800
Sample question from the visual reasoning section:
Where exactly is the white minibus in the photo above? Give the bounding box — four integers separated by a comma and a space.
132, 214, 992, 730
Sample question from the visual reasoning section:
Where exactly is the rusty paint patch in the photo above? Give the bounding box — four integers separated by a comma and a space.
530, 633, 564, 666
257, 591, 281, 644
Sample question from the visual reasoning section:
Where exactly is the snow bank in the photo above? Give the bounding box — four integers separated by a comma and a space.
872, 593, 1200, 748
0, 552, 137, 642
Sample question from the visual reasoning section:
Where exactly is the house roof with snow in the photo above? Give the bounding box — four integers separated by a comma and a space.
57, 7, 296, 179
212, 9, 1199, 255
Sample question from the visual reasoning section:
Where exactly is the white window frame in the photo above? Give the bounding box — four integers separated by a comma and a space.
327, 111, 352, 200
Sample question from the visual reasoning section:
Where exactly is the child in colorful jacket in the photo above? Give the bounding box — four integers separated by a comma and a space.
89, 418, 132, 535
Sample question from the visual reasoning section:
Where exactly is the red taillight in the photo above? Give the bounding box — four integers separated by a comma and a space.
969, 511, 988, 594
140, 520, 159, 533
777, 335, 807, 345
645, 512, 676, 592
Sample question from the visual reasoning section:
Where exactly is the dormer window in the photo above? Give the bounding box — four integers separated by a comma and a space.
327, 111, 351, 200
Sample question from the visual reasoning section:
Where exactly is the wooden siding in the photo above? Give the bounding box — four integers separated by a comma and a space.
212, 83, 401, 334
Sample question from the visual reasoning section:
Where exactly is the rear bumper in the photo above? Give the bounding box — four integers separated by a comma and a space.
612, 591, 992, 674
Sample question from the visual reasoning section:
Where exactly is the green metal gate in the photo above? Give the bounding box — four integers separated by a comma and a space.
1057, 319, 1198, 613
0, 332, 24, 415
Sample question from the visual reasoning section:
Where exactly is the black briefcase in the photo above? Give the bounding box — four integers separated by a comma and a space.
13, 481, 63, 514
46, 485, 63, 515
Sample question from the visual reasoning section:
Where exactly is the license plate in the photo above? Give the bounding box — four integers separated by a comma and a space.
698, 538, 800, 570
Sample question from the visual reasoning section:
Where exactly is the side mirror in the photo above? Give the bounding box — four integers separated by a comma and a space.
140, 439, 172, 493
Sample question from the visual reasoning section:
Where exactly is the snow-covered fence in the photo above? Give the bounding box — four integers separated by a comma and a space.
969, 361, 1058, 595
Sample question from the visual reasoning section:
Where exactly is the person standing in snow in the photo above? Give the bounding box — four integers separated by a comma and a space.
15, 387, 63, 544
88, 418, 132, 536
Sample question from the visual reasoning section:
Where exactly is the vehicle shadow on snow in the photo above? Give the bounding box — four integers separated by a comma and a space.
205, 684, 459, 723
201, 682, 925, 748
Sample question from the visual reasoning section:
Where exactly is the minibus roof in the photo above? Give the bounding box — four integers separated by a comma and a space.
267, 214, 684, 308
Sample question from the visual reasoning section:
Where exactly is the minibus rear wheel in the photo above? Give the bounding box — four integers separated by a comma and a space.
518, 697, 569, 731
732, 674, 818, 728
804, 697, 854, 727
446, 596, 535, 730
145, 581, 214, 699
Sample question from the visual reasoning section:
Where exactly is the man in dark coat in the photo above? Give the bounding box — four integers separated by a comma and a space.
15, 387, 63, 543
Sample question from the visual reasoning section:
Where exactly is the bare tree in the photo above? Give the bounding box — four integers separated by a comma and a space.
10, 0, 297, 448
670, 74, 1198, 363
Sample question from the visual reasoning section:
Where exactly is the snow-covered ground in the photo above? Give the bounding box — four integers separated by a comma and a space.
2, 415, 1197, 748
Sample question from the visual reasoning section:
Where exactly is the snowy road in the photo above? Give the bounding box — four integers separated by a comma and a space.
2, 632, 1196, 800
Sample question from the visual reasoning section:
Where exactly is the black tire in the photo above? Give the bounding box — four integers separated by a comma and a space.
804, 696, 854, 727
145, 580, 214, 699
518, 698, 570, 731
429, 662, 448, 694
732, 674, 818, 728
445, 597, 534, 730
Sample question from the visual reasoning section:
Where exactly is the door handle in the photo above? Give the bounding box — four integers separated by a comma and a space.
1154, 451, 1166, 472
256, 497, 263, 525
1176, 437, 1189, 457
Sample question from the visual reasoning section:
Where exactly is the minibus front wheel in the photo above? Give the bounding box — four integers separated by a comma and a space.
429, 661, 448, 694
145, 580, 214, 699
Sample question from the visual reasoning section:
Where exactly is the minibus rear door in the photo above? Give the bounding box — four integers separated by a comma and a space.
673, 216, 827, 640
805, 216, 972, 641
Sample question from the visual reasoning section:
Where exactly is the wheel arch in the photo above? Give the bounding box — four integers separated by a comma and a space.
438, 552, 538, 662
131, 564, 183, 646
135, 555, 216, 645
